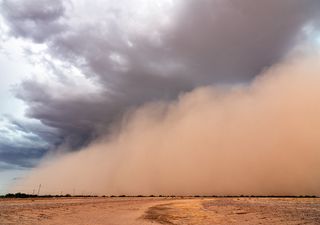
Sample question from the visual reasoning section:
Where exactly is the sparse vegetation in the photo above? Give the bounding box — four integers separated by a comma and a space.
0, 192, 98, 198
0, 193, 318, 199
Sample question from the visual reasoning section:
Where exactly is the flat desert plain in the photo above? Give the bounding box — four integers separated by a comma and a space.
1, 197, 320, 225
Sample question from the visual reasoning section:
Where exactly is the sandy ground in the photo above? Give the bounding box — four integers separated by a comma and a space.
0, 197, 320, 225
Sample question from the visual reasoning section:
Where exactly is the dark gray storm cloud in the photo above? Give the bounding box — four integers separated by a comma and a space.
0, 116, 55, 169
1, 0, 320, 167
0, 144, 46, 169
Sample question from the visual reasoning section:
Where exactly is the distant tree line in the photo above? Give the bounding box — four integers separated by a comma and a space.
0, 192, 318, 199
0, 192, 97, 198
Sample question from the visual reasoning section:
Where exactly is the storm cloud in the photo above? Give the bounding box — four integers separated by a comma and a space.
1, 0, 320, 169
0, 116, 54, 169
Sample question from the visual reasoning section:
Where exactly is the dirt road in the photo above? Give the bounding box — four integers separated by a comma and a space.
1, 197, 319, 224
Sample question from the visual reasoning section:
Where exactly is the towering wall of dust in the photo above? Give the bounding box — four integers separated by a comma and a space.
13, 52, 320, 196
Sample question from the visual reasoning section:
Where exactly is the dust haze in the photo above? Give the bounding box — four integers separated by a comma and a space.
12, 50, 320, 196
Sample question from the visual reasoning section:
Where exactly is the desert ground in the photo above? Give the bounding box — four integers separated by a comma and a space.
0, 197, 320, 225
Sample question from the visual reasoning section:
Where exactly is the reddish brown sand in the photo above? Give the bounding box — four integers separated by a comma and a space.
1, 197, 320, 225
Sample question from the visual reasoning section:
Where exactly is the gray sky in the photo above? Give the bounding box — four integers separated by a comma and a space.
0, 0, 320, 194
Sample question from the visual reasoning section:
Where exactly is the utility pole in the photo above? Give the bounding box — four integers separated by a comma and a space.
37, 184, 42, 195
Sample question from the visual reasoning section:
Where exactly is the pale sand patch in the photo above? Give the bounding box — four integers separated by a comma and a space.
0, 197, 170, 225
